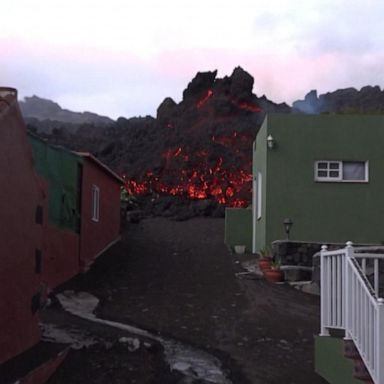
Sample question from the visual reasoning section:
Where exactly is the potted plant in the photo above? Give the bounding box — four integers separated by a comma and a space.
264, 260, 284, 283
234, 245, 246, 254
258, 247, 272, 271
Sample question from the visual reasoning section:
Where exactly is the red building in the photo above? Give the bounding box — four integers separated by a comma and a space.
0, 88, 122, 383
77, 153, 122, 271
0, 87, 46, 364
28, 137, 123, 289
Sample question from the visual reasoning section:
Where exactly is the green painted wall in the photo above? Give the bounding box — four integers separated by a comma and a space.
254, 114, 384, 248
224, 208, 252, 252
253, 117, 268, 251
315, 336, 361, 384
28, 133, 82, 232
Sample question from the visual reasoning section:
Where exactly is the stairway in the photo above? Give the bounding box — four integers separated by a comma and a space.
344, 339, 374, 384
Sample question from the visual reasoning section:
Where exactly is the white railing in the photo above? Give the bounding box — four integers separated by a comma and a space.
320, 242, 384, 384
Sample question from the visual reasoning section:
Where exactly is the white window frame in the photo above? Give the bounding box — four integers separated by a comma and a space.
91, 185, 100, 222
257, 172, 262, 220
315, 160, 369, 183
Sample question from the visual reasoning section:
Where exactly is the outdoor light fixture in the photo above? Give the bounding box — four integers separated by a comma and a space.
267, 134, 275, 149
283, 218, 293, 240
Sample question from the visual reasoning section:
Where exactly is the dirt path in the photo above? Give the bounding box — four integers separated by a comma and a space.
44, 217, 327, 384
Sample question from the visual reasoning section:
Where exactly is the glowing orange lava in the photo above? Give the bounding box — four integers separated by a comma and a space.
197, 89, 213, 108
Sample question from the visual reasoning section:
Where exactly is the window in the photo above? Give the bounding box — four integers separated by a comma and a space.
35, 249, 42, 274
35, 205, 43, 225
91, 185, 100, 222
315, 161, 368, 182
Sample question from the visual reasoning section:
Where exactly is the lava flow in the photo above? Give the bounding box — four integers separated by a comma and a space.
122, 136, 253, 207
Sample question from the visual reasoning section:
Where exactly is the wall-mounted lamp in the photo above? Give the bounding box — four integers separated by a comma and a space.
283, 218, 293, 240
267, 134, 275, 149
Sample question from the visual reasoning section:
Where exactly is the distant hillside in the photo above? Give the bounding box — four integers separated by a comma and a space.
293, 86, 384, 114
20, 95, 114, 130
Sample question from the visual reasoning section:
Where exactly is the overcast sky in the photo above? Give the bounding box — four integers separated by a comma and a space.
2, 0, 384, 119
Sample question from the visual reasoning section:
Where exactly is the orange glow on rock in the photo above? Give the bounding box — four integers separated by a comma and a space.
122, 140, 253, 208
197, 89, 213, 108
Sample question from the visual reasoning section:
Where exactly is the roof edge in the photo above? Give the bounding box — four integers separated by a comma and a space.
75, 152, 124, 184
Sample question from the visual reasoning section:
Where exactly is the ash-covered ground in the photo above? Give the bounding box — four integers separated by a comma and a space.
42, 218, 327, 384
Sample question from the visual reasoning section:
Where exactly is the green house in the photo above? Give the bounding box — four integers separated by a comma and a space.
252, 113, 384, 253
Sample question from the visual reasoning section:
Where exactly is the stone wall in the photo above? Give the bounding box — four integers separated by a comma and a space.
272, 240, 325, 267
272, 240, 383, 286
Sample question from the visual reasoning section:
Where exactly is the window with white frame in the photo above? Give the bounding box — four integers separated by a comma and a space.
315, 161, 368, 182
91, 185, 100, 222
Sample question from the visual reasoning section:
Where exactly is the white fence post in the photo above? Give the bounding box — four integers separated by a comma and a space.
320, 244, 330, 336
377, 298, 384, 384
344, 241, 353, 339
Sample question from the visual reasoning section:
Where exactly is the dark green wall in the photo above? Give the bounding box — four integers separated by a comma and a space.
28, 133, 82, 232
315, 336, 361, 384
224, 208, 253, 252
254, 114, 384, 248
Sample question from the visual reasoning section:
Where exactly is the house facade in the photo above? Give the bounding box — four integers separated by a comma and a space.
77, 152, 123, 270
28, 136, 123, 288
28, 133, 81, 287
0, 86, 122, 383
253, 113, 384, 252
0, 88, 47, 363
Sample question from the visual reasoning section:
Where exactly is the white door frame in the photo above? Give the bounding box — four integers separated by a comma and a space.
252, 175, 257, 253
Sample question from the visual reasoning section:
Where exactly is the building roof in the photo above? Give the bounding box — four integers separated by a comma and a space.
75, 152, 124, 184
27, 132, 124, 185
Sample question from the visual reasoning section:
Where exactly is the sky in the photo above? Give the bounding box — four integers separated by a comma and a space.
2, 0, 384, 119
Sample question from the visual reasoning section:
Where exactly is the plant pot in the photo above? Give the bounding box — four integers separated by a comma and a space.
234, 245, 246, 254
264, 269, 284, 283
258, 258, 272, 271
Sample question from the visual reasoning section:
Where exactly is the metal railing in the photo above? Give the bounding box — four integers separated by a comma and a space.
320, 242, 384, 384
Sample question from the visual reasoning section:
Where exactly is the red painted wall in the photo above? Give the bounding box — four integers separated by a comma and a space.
0, 95, 45, 363
43, 226, 80, 289
79, 159, 121, 269
18, 348, 68, 384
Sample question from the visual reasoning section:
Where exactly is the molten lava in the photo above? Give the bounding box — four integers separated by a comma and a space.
197, 89, 213, 108
237, 101, 262, 113
121, 85, 262, 209
123, 141, 252, 208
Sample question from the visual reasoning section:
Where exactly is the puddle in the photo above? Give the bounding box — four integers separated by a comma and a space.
56, 291, 231, 384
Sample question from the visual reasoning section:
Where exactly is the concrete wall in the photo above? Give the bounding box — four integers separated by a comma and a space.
224, 208, 253, 252
80, 158, 121, 269
255, 114, 384, 249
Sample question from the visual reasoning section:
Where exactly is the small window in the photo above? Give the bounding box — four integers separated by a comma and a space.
35, 249, 42, 274
35, 205, 43, 225
315, 161, 368, 182
91, 185, 100, 222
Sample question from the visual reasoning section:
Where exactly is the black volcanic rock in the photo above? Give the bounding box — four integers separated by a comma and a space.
182, 70, 217, 101
230, 66, 254, 99
156, 97, 178, 126
30, 67, 292, 215
29, 68, 384, 217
